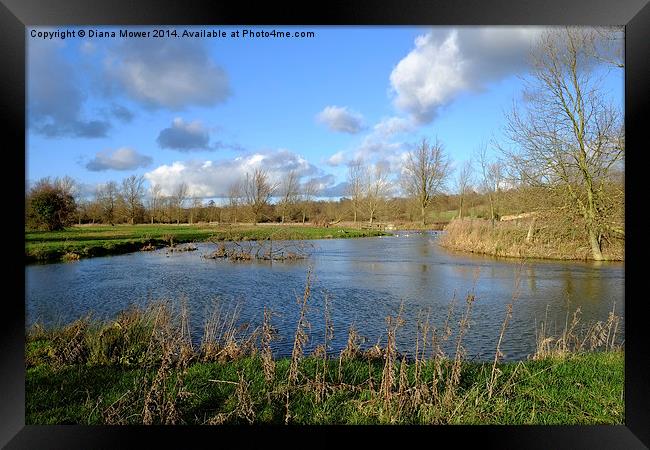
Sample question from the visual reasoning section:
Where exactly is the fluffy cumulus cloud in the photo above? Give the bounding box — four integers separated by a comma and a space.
390, 27, 543, 124
104, 38, 230, 110
325, 151, 347, 167
144, 149, 334, 198
316, 106, 365, 134
85, 147, 153, 171
28, 40, 111, 138
373, 116, 415, 137
324, 120, 414, 170
157, 118, 211, 151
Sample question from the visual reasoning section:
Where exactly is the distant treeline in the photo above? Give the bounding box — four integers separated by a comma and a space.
26, 28, 625, 262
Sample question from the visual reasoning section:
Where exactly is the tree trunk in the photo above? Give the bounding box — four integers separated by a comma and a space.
526, 217, 536, 243
488, 194, 495, 228
588, 227, 604, 260
458, 196, 464, 219
421, 205, 426, 226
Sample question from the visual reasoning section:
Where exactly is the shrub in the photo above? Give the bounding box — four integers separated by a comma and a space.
26, 179, 76, 231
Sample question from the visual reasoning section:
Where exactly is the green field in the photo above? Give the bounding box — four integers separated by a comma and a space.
25, 299, 624, 425
25, 224, 389, 263
26, 343, 624, 425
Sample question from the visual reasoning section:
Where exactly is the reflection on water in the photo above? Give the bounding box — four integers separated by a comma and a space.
25, 231, 624, 361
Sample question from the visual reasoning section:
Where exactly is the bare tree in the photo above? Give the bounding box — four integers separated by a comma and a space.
364, 164, 390, 225
278, 170, 300, 223
299, 179, 319, 224
454, 160, 474, 219
173, 182, 189, 224
227, 180, 243, 223
244, 169, 277, 225
477, 144, 504, 226
401, 138, 451, 225
54, 176, 78, 198
500, 27, 624, 260
189, 197, 203, 224
54, 176, 80, 224
96, 181, 119, 225
121, 175, 145, 225
345, 160, 366, 225
148, 184, 162, 224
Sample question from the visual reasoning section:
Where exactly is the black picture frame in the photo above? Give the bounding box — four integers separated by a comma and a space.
3, 0, 648, 447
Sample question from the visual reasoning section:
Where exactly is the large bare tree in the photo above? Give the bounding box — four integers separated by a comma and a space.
148, 184, 162, 224
454, 160, 474, 219
477, 144, 504, 226
299, 178, 319, 224
173, 182, 189, 224
54, 176, 81, 224
96, 181, 119, 225
500, 27, 624, 260
364, 164, 390, 225
278, 170, 300, 223
227, 180, 243, 223
401, 138, 451, 225
345, 160, 365, 225
121, 174, 146, 225
244, 169, 277, 225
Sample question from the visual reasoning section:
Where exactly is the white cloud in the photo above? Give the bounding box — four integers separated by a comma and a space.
144, 149, 332, 198
373, 116, 415, 137
325, 151, 347, 167
390, 27, 543, 124
105, 39, 230, 109
316, 106, 365, 134
85, 147, 153, 171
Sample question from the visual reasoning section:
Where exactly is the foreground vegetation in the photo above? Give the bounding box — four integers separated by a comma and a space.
439, 218, 624, 261
25, 224, 389, 263
26, 272, 624, 425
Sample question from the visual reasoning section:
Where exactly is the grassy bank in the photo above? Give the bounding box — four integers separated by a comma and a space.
25, 286, 624, 425
25, 224, 389, 263
438, 218, 624, 261
26, 349, 624, 425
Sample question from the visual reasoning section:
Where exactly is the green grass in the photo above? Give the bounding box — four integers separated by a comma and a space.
25, 346, 624, 425
24, 298, 624, 425
24, 280, 624, 425
25, 224, 390, 263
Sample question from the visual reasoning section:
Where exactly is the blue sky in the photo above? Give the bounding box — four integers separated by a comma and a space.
26, 26, 624, 201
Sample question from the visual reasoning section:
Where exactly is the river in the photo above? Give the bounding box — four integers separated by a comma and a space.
25, 231, 624, 361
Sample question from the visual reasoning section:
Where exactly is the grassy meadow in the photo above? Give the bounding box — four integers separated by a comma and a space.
25, 223, 390, 263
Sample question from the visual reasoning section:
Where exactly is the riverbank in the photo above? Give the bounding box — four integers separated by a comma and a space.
25, 224, 390, 264
26, 299, 624, 425
26, 349, 623, 425
438, 219, 624, 261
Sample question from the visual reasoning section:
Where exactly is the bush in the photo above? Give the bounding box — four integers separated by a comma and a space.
26, 179, 76, 231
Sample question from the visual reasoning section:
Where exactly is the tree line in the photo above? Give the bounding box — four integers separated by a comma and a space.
26, 28, 624, 260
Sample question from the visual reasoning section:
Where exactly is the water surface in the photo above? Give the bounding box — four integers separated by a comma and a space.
26, 232, 624, 361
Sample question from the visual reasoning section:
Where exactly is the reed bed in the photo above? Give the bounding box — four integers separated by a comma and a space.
439, 218, 624, 261
26, 269, 624, 425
